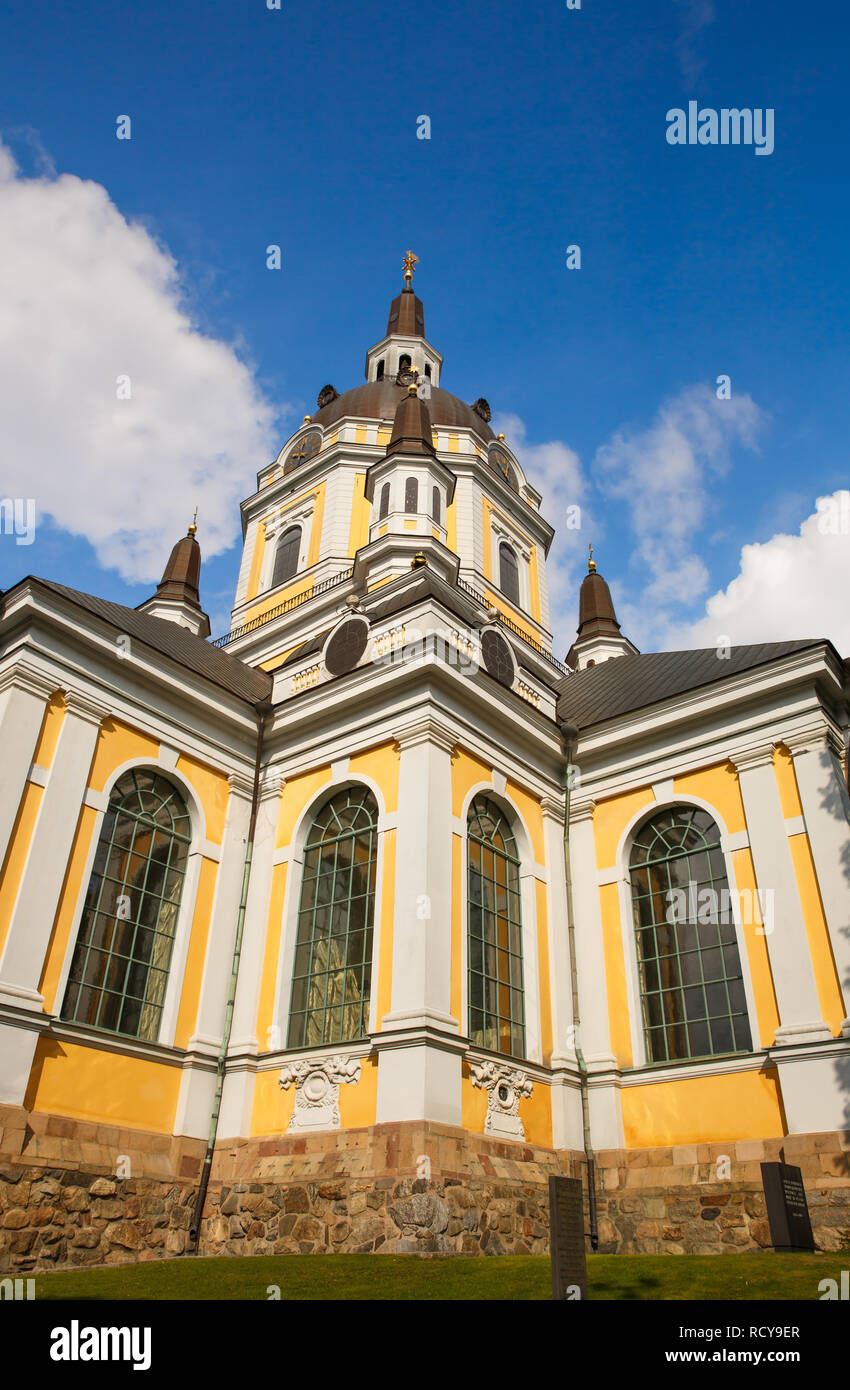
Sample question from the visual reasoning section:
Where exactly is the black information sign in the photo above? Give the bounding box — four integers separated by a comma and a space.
760, 1161, 815, 1252
548, 1175, 588, 1300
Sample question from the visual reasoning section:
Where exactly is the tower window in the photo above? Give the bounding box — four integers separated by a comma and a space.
61, 770, 191, 1042
399, 354, 412, 373
424, 364, 432, 379
287, 787, 378, 1048
432, 486, 441, 525
629, 806, 753, 1063
498, 541, 520, 607
378, 481, 390, 520
376, 359, 385, 381
467, 796, 525, 1058
405, 477, 418, 513
272, 525, 301, 588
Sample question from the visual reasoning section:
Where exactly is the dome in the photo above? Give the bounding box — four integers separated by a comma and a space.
312, 379, 494, 443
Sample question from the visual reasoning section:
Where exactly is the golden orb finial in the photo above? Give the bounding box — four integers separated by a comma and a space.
403, 249, 419, 284
587, 542, 596, 573
497, 433, 506, 442
303, 415, 312, 425
188, 506, 198, 537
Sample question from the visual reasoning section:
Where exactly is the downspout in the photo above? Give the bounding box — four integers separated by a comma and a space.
188, 697, 272, 1250
559, 718, 599, 1251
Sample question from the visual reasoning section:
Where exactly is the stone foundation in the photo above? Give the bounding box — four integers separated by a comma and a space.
2, 1104, 849, 1272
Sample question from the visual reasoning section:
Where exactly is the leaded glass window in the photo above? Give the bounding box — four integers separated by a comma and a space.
629, 806, 752, 1064
405, 477, 418, 513
379, 482, 390, 519
467, 796, 525, 1057
432, 486, 441, 524
61, 770, 191, 1041
287, 787, 378, 1048
499, 541, 520, 606
272, 526, 301, 588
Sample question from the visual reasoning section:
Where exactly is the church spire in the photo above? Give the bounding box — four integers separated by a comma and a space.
566, 547, 638, 670
386, 249, 425, 338
386, 377, 437, 457
137, 514, 211, 639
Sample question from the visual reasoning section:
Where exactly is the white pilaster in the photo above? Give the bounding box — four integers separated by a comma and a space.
732, 744, 830, 1045
568, 797, 623, 1147
541, 795, 584, 1149
782, 728, 850, 1035
0, 688, 107, 1104
0, 666, 57, 868
376, 714, 461, 1125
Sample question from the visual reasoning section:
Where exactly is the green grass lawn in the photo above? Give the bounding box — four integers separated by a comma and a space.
27, 1252, 847, 1301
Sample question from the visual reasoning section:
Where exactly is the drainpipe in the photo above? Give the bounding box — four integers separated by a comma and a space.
559, 719, 599, 1251
188, 697, 273, 1250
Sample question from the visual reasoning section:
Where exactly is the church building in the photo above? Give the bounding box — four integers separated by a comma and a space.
1, 256, 848, 1270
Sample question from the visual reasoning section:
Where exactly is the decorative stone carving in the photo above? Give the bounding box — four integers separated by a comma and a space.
279, 1054, 361, 1131
470, 1059, 533, 1140
471, 397, 491, 422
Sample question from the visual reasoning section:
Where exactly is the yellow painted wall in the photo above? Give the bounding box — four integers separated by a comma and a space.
375, 829, 396, 1030
339, 1056, 378, 1128
33, 692, 67, 768
622, 1068, 785, 1147
39, 804, 98, 1013
26, 1038, 180, 1133
257, 862, 288, 1048
730, 847, 780, 1047
246, 521, 266, 602
528, 544, 541, 625
461, 1068, 553, 1148
788, 833, 845, 1034
451, 747, 491, 819
599, 881, 632, 1066
535, 879, 553, 1065
483, 589, 540, 642
0, 783, 44, 958
89, 719, 159, 794
347, 473, 370, 556
674, 762, 747, 836
773, 745, 803, 819
349, 742, 400, 814
504, 778, 545, 863
446, 496, 457, 554
593, 787, 654, 869
175, 753, 229, 844
276, 766, 332, 848
173, 856, 219, 1048
250, 1069, 292, 1137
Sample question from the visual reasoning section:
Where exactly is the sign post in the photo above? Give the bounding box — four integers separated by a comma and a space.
548, 1175, 588, 1300
760, 1161, 815, 1252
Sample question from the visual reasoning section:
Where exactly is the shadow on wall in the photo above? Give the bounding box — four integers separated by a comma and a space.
826, 750, 850, 1175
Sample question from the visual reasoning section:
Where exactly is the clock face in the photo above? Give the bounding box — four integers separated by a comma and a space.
283, 430, 322, 475
490, 448, 518, 492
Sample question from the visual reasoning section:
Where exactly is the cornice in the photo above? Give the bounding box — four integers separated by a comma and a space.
0, 662, 61, 702
62, 687, 111, 727
393, 712, 458, 754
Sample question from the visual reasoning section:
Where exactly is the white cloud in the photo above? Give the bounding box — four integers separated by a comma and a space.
0, 141, 279, 584
667, 491, 850, 655
675, 0, 716, 84
493, 412, 594, 653
593, 384, 765, 645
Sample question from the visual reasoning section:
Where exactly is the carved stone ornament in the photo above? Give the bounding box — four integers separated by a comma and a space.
317, 383, 339, 410
279, 1054, 362, 1132
471, 397, 492, 422
470, 1058, 533, 1140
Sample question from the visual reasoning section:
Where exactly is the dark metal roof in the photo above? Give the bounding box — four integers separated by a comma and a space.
17, 578, 272, 705
557, 640, 826, 731
312, 379, 495, 442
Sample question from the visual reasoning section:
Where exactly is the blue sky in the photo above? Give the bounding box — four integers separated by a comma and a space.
1, 0, 848, 653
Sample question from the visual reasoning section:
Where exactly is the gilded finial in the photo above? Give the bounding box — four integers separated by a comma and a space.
403, 249, 419, 284
303, 415, 312, 425
497, 433, 506, 442
587, 542, 596, 573
188, 507, 198, 537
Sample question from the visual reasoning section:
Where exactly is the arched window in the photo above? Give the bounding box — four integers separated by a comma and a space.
61, 770, 191, 1041
376, 359, 385, 381
378, 482, 390, 520
432, 486, 441, 524
404, 477, 418, 513
424, 364, 432, 379
499, 541, 520, 607
399, 354, 412, 373
467, 796, 525, 1057
287, 787, 378, 1048
629, 807, 753, 1063
272, 525, 301, 588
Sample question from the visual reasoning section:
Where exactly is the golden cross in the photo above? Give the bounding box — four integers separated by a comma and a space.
403, 249, 419, 282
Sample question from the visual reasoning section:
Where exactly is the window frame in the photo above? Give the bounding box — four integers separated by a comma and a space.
618, 798, 759, 1069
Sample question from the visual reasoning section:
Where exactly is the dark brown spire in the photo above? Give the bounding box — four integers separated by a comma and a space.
156, 523, 202, 607
576, 553, 621, 639
387, 382, 436, 457
386, 288, 425, 338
